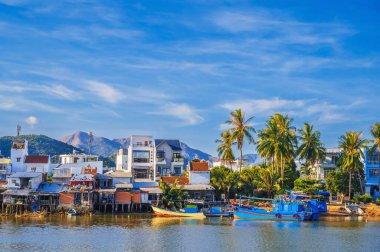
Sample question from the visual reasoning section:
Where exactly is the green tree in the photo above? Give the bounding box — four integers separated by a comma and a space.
296, 123, 326, 178
215, 131, 235, 168
238, 166, 260, 196
300, 161, 312, 179
293, 178, 324, 194
338, 131, 369, 199
210, 166, 239, 199
326, 170, 362, 196
370, 123, 380, 197
159, 179, 189, 210
256, 114, 296, 182
225, 108, 255, 174
254, 168, 281, 198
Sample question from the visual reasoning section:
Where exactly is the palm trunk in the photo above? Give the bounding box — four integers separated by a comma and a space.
348, 170, 352, 200
239, 147, 243, 175
280, 154, 284, 186
378, 147, 380, 199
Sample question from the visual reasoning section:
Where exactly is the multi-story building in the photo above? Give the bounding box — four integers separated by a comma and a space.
311, 148, 341, 181
155, 139, 185, 178
52, 153, 103, 184
10, 139, 28, 172
116, 136, 155, 182
364, 149, 379, 199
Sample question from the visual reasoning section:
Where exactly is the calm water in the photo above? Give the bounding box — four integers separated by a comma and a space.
1, 215, 380, 252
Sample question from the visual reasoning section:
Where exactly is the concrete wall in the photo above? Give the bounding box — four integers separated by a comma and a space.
189, 171, 210, 185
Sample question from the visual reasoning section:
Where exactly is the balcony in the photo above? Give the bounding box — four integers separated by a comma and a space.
133, 158, 149, 163
133, 143, 152, 148
172, 157, 184, 162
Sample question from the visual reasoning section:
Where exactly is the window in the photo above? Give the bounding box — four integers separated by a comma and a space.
31, 167, 37, 172
367, 154, 379, 165
16, 158, 21, 162
174, 166, 182, 175
369, 169, 379, 178
133, 150, 150, 163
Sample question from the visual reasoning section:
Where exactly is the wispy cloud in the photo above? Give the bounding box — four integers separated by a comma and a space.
149, 102, 204, 126
221, 98, 366, 124
85, 80, 124, 104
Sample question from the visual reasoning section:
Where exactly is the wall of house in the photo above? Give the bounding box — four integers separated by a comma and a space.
112, 177, 132, 186
26, 163, 51, 173
59, 192, 74, 205
115, 192, 132, 204
189, 171, 210, 185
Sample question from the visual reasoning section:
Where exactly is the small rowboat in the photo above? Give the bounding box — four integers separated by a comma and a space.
151, 206, 206, 219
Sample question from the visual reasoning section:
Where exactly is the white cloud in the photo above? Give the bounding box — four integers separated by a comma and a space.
221, 98, 365, 124
25, 116, 38, 126
86, 80, 124, 104
222, 98, 307, 115
43, 84, 80, 100
149, 102, 204, 125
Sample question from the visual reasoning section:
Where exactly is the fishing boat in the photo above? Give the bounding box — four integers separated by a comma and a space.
203, 202, 234, 217
234, 194, 320, 221
152, 203, 206, 219
67, 208, 81, 216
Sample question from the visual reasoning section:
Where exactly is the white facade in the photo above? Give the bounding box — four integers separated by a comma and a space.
59, 153, 98, 164
52, 161, 103, 184
155, 140, 184, 178
125, 136, 156, 182
10, 139, 28, 172
7, 172, 43, 190
116, 148, 128, 171
189, 171, 210, 184
212, 160, 245, 171
311, 148, 341, 180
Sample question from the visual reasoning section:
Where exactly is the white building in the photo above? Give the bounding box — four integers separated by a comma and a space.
212, 160, 246, 171
25, 156, 51, 173
116, 136, 156, 182
188, 160, 211, 184
7, 172, 43, 190
10, 139, 28, 172
311, 148, 341, 181
155, 139, 185, 178
52, 153, 103, 184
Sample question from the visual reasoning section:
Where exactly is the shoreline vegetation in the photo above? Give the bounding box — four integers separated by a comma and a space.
211, 109, 380, 206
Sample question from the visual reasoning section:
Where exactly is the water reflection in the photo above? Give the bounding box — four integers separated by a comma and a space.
1, 215, 380, 252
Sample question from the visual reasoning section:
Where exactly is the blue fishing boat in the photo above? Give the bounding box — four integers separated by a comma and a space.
203, 202, 234, 217
234, 193, 320, 221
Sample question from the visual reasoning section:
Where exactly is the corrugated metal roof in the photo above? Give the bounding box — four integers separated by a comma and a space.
8, 172, 42, 178
37, 182, 68, 193
105, 170, 132, 178
140, 187, 162, 194
183, 184, 215, 191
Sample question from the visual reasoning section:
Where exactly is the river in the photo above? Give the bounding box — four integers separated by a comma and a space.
1, 215, 380, 251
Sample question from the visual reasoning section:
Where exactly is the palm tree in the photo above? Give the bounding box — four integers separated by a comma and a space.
254, 168, 281, 198
238, 167, 259, 196
338, 131, 369, 199
270, 114, 297, 181
300, 161, 312, 179
159, 179, 188, 210
297, 123, 326, 179
215, 131, 235, 168
370, 123, 380, 197
225, 108, 255, 174
256, 114, 296, 181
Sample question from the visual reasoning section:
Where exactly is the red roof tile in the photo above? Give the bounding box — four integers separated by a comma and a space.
24, 155, 49, 164
161, 176, 189, 185
190, 161, 209, 171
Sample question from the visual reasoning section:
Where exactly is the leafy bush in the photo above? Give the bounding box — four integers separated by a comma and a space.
293, 178, 324, 194
359, 194, 372, 204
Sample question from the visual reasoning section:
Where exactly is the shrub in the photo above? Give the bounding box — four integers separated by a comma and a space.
359, 194, 372, 204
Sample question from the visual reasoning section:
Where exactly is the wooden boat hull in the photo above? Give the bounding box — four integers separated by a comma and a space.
152, 206, 206, 219
234, 206, 319, 221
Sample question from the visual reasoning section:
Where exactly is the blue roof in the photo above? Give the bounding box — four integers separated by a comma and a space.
155, 139, 182, 151
36, 182, 68, 193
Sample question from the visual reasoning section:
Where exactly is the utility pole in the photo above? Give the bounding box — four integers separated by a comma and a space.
16, 124, 21, 137
88, 131, 93, 155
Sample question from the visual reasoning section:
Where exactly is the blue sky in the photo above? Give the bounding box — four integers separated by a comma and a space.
0, 0, 379, 155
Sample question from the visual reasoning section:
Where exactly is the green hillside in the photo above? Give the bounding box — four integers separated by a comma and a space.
0, 134, 82, 157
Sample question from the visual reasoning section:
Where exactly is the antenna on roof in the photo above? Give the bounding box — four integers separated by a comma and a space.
88, 131, 93, 155
16, 124, 21, 137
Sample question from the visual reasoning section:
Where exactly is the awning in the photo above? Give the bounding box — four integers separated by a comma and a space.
139, 187, 162, 194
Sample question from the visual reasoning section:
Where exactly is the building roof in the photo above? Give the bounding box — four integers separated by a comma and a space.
8, 172, 42, 178
115, 183, 133, 189
140, 187, 162, 194
95, 174, 112, 180
105, 170, 132, 178
190, 161, 209, 172
36, 182, 68, 194
183, 184, 215, 191
2, 189, 32, 196
25, 155, 49, 164
161, 176, 189, 185
155, 139, 182, 151
71, 174, 94, 182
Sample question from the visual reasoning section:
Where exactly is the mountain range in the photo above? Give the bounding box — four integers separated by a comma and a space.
59, 131, 215, 164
